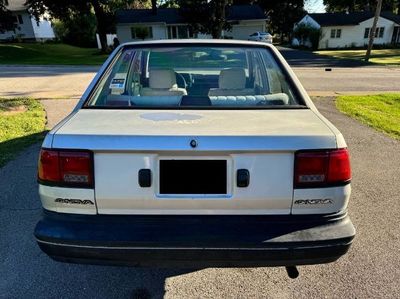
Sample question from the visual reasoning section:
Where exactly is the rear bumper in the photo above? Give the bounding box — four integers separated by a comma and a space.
35, 210, 355, 268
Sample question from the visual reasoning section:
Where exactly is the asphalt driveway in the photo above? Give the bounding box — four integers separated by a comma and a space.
1, 98, 399, 298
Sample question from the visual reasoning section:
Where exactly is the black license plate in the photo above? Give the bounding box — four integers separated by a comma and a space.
159, 160, 227, 194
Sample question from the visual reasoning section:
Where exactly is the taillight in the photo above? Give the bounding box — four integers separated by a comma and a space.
38, 149, 93, 188
294, 148, 351, 188
38, 150, 60, 182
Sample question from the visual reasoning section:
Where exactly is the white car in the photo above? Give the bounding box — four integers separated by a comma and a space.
35, 40, 354, 278
249, 32, 273, 43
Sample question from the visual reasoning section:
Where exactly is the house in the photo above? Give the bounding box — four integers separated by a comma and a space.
116, 5, 267, 43
0, 1, 55, 42
295, 11, 400, 49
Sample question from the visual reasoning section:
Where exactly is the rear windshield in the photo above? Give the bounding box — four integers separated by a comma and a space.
86, 45, 303, 109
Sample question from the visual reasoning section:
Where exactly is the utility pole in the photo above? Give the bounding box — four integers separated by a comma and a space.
365, 0, 383, 62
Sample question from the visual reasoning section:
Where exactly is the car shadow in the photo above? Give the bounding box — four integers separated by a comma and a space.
0, 132, 45, 168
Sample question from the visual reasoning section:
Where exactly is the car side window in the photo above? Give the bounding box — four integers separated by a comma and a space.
128, 51, 142, 96
250, 51, 268, 94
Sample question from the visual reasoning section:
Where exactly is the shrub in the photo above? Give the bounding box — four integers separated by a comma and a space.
133, 27, 151, 40
52, 13, 97, 48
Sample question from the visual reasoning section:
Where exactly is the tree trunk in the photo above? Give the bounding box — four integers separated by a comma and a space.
92, 0, 108, 53
151, 0, 157, 15
212, 0, 226, 39
365, 0, 383, 62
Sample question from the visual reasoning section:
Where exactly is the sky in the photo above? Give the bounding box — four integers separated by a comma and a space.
305, 0, 326, 13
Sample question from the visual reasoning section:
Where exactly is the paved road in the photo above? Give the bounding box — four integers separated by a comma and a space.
278, 47, 370, 67
1, 98, 399, 298
0, 65, 97, 100
293, 67, 400, 96
1, 51, 400, 100
277, 47, 400, 95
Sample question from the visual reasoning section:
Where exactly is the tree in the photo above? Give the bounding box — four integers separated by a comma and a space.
293, 23, 321, 49
151, 0, 157, 13
255, 0, 306, 41
53, 12, 98, 47
365, 0, 383, 61
323, 0, 399, 13
179, 0, 232, 38
26, 0, 144, 52
0, 0, 17, 33
134, 26, 151, 39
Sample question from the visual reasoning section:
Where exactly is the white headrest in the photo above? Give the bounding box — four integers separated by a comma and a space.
219, 68, 246, 89
149, 69, 177, 89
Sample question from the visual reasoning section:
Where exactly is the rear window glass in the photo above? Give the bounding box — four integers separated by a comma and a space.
87, 45, 302, 108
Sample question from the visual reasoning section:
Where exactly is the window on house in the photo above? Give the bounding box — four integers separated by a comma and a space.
364, 28, 369, 38
379, 27, 384, 38
131, 26, 153, 40
330, 29, 341, 39
167, 25, 193, 39
364, 27, 385, 38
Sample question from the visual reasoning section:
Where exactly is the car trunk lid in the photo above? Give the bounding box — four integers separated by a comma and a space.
52, 109, 336, 215
53, 109, 335, 151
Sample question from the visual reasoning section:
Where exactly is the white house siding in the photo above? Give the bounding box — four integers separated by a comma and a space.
117, 20, 265, 42
197, 33, 213, 39
358, 17, 396, 46
153, 24, 167, 39
116, 26, 131, 43
96, 34, 118, 49
0, 11, 55, 41
31, 16, 55, 40
0, 11, 35, 40
318, 17, 396, 49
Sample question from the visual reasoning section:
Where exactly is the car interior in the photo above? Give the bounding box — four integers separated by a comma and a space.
89, 47, 298, 108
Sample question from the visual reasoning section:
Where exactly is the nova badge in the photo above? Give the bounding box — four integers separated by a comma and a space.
55, 198, 94, 205
294, 198, 333, 205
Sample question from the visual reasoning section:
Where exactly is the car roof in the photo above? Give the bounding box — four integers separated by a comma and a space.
119, 39, 273, 48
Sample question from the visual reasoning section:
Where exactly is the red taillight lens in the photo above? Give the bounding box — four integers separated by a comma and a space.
38, 149, 93, 187
327, 148, 351, 183
38, 150, 60, 182
59, 152, 93, 185
294, 148, 351, 188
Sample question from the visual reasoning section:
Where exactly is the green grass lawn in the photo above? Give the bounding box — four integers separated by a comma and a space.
0, 98, 46, 167
0, 43, 108, 65
336, 94, 400, 140
315, 49, 400, 65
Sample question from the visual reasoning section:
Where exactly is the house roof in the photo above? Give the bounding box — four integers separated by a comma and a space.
116, 5, 266, 24
226, 4, 266, 21
308, 11, 400, 26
